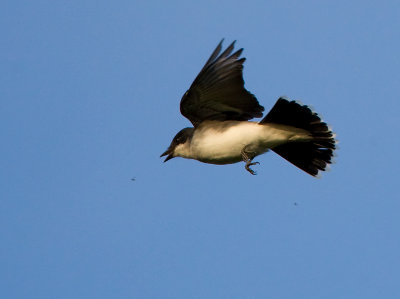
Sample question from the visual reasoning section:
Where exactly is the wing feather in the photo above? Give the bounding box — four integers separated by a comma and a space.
180, 40, 264, 127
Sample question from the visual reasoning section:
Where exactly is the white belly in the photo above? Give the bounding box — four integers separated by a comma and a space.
190, 121, 309, 165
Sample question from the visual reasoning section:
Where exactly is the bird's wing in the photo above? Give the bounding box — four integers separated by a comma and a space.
180, 40, 264, 127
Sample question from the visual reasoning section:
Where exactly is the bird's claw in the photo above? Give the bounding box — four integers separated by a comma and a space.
242, 146, 260, 175
245, 161, 260, 175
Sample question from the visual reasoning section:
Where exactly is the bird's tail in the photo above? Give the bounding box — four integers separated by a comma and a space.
260, 97, 336, 176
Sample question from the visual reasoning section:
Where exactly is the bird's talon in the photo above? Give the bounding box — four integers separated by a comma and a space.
245, 162, 259, 175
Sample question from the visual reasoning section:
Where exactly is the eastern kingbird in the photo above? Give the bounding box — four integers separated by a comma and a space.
161, 40, 336, 176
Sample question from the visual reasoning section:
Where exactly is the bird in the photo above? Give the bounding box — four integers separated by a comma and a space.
161, 40, 336, 177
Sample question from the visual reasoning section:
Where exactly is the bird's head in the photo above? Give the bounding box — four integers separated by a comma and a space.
160, 127, 194, 162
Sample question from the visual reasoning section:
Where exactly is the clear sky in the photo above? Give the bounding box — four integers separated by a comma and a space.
2, 0, 400, 298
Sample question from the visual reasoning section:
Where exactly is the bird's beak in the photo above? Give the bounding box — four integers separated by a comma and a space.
160, 149, 174, 162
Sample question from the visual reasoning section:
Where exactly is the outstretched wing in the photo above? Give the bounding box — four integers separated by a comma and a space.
180, 40, 264, 127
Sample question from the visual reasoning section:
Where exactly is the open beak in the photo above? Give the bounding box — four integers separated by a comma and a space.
160, 149, 174, 162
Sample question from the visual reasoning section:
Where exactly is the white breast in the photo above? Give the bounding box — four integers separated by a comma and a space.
189, 121, 309, 165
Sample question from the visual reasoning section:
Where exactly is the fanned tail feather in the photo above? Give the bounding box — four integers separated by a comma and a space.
261, 98, 336, 176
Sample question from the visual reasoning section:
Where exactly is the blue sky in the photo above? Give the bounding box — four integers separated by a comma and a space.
1, 0, 400, 298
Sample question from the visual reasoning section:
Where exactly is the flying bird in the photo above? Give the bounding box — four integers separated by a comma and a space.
161, 40, 336, 176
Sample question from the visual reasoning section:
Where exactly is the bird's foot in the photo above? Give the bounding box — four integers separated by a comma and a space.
241, 145, 260, 175
245, 161, 260, 175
